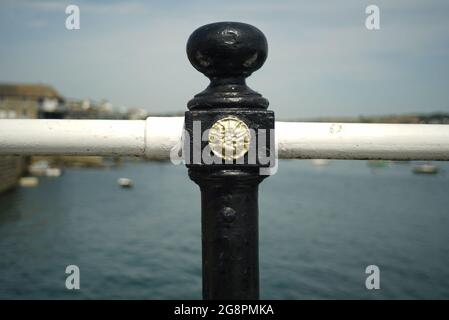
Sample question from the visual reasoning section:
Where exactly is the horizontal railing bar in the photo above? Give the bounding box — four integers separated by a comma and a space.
0, 119, 147, 156
0, 117, 448, 160
276, 122, 449, 160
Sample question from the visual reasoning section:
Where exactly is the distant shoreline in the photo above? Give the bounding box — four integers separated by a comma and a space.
149, 111, 449, 124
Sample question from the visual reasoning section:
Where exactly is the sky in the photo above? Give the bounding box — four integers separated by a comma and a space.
0, 0, 448, 118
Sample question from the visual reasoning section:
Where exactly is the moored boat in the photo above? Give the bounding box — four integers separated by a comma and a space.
412, 163, 439, 174
311, 159, 330, 166
118, 178, 133, 188
19, 177, 39, 187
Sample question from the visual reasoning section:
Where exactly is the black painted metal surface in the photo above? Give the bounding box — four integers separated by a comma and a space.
185, 22, 275, 300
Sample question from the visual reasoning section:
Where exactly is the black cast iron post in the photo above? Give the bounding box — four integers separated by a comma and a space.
184, 22, 275, 300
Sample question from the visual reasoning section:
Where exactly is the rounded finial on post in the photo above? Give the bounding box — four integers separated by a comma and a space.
186, 22, 269, 109
187, 22, 268, 78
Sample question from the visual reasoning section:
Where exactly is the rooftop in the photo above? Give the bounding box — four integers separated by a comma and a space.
0, 84, 63, 101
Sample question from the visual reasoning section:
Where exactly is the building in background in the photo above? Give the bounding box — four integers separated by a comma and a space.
0, 83, 66, 194
0, 83, 65, 119
65, 98, 127, 119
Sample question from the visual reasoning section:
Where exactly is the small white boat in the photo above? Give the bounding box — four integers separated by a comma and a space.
29, 160, 49, 175
19, 177, 39, 187
412, 164, 439, 175
46, 168, 62, 177
117, 178, 133, 188
311, 159, 330, 166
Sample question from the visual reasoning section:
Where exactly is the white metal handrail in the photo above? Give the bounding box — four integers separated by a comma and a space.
1, 117, 449, 160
